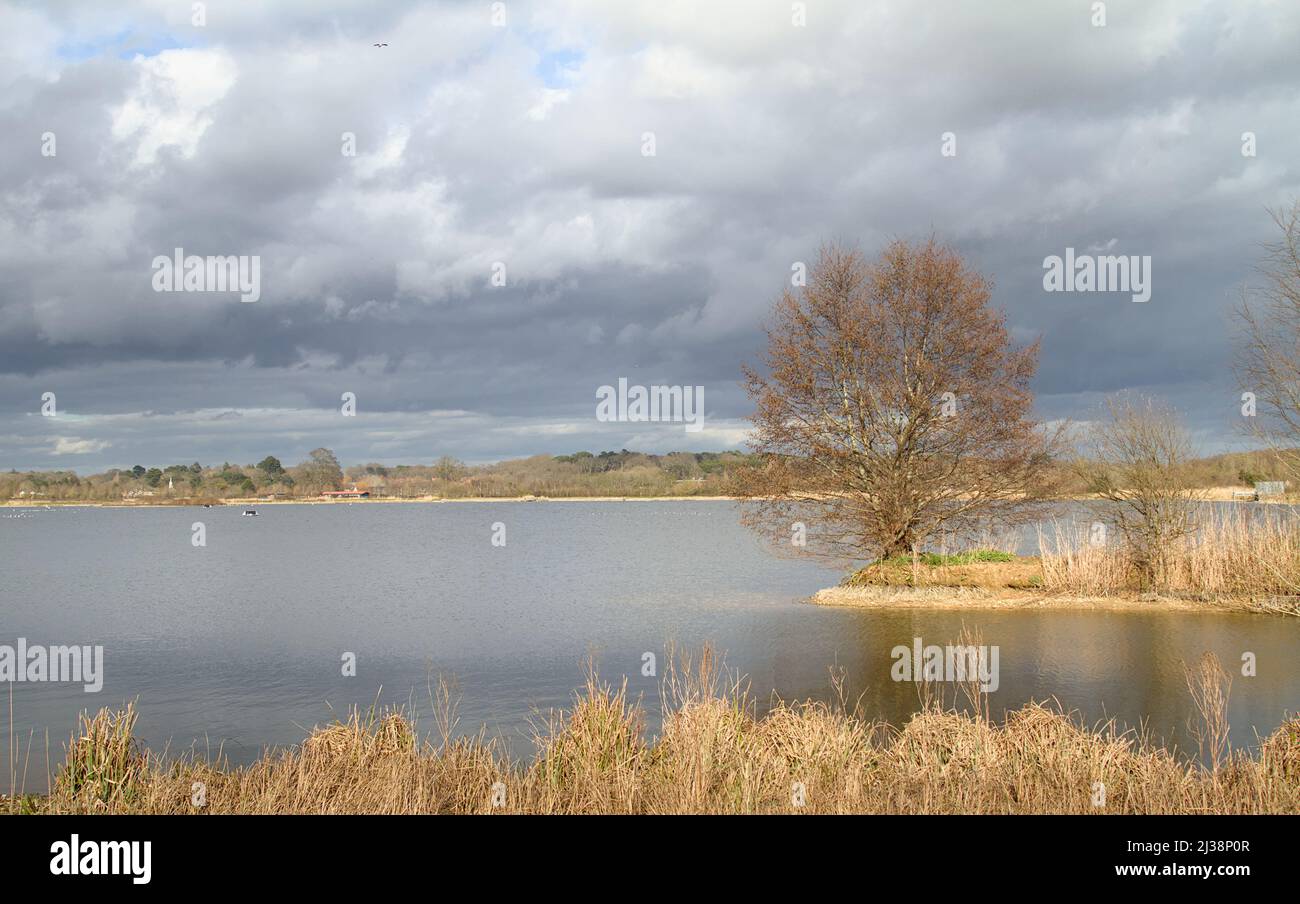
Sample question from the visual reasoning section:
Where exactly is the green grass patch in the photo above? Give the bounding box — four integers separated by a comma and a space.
880, 549, 1015, 567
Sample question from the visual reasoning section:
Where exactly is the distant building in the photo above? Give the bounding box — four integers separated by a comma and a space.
321, 488, 370, 498
1255, 481, 1286, 500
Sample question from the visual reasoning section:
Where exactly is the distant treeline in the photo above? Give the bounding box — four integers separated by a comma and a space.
1, 449, 759, 501
3, 447, 1291, 503
1051, 447, 1293, 496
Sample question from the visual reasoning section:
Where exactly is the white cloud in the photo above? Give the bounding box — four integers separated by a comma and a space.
52, 436, 111, 455
527, 88, 571, 121
111, 48, 238, 166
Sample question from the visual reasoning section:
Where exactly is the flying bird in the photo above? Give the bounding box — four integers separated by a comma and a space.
373, 42, 388, 47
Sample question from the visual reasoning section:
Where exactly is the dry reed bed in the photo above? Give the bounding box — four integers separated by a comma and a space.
1039, 509, 1300, 609
8, 652, 1299, 815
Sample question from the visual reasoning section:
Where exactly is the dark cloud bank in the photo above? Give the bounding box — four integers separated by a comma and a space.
2, 0, 1299, 471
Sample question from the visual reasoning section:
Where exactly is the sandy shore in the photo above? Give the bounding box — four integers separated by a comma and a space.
810, 585, 1267, 613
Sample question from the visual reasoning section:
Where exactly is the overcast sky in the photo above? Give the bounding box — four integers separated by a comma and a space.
3, 0, 1299, 472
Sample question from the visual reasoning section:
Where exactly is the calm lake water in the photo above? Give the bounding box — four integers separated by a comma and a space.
2, 501, 1297, 784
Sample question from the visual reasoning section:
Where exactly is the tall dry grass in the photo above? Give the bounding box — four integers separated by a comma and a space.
1039, 509, 1300, 607
53, 702, 147, 809
5, 652, 1298, 815
1185, 653, 1232, 772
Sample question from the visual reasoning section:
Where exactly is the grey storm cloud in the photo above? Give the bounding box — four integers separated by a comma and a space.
2, 0, 1300, 471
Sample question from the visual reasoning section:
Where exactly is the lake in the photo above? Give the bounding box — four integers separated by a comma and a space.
2, 501, 1297, 785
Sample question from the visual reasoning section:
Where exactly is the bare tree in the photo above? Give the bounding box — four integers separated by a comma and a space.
735, 238, 1059, 563
1074, 394, 1200, 587
1235, 201, 1300, 485
433, 455, 467, 482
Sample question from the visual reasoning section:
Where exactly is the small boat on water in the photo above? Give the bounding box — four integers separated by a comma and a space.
242, 509, 258, 517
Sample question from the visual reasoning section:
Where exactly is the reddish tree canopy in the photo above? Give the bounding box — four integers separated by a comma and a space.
736, 238, 1057, 561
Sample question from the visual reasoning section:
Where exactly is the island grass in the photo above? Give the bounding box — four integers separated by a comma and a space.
845, 550, 1042, 590
7, 653, 1298, 815
832, 513, 1300, 613
880, 549, 1016, 567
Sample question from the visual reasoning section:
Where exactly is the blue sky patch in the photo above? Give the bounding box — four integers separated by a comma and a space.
56, 28, 193, 62
535, 48, 584, 87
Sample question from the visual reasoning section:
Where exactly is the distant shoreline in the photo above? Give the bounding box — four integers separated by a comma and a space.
0, 495, 740, 508
3, 485, 1291, 508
